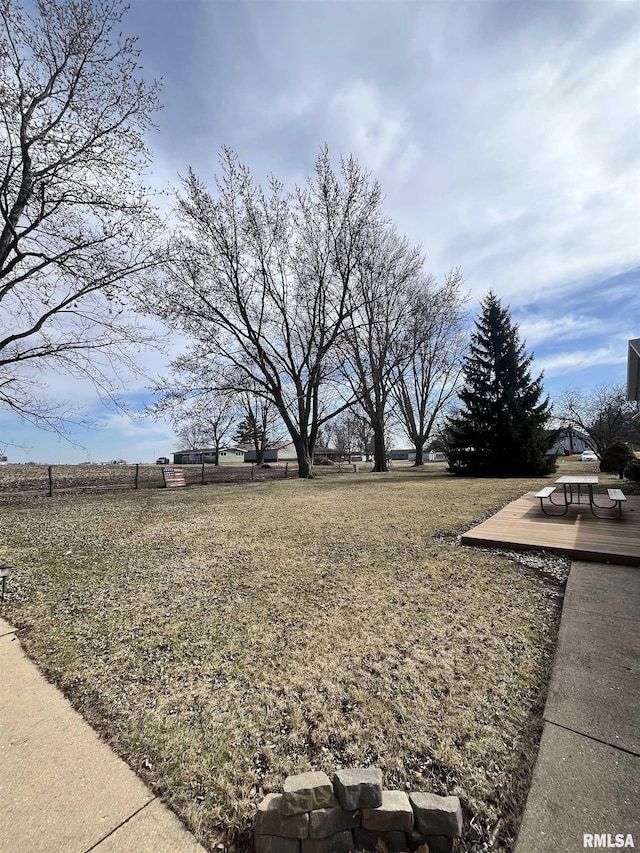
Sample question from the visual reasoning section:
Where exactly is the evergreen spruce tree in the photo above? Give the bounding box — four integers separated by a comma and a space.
445, 292, 557, 477
233, 414, 262, 446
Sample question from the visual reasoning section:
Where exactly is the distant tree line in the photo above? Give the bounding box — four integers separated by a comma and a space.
150, 147, 469, 477
150, 148, 638, 479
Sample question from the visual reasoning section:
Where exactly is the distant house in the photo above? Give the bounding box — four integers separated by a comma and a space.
389, 447, 445, 462
546, 428, 590, 456
173, 446, 245, 465
173, 449, 214, 465
217, 447, 247, 465
313, 447, 350, 463
243, 440, 298, 464
389, 448, 415, 461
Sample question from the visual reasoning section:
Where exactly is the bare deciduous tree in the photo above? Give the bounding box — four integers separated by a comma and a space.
353, 411, 375, 462
340, 225, 423, 472
330, 411, 360, 462
150, 352, 237, 463
393, 269, 468, 465
557, 384, 640, 456
0, 0, 162, 431
172, 396, 237, 464
233, 392, 285, 466
153, 147, 381, 478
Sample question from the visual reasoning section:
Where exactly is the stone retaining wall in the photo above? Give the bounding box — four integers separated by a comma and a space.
254, 769, 462, 853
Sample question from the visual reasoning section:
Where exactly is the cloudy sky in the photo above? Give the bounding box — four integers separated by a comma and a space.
3, 0, 639, 463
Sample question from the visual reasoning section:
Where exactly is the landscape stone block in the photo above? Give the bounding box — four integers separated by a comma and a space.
256, 793, 309, 837
354, 828, 409, 851
302, 829, 355, 852
361, 790, 413, 833
333, 768, 383, 810
407, 828, 428, 851
408, 829, 455, 853
254, 829, 300, 853
310, 804, 360, 838
354, 828, 380, 850
409, 793, 462, 837
425, 836, 455, 853
386, 830, 410, 851
283, 772, 335, 815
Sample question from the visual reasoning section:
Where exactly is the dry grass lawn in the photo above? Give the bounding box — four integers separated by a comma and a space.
0, 463, 577, 851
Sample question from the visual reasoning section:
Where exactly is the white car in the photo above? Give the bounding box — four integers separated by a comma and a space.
581, 450, 598, 462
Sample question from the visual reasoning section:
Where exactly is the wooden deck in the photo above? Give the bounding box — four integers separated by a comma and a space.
462, 492, 640, 566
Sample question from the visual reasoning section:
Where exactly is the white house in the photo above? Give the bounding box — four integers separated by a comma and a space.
217, 447, 246, 465
546, 428, 590, 456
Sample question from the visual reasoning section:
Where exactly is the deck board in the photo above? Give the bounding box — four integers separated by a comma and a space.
461, 492, 640, 566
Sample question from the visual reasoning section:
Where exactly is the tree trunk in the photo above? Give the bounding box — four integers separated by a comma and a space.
372, 424, 388, 472
251, 432, 262, 467
413, 442, 425, 466
293, 436, 314, 478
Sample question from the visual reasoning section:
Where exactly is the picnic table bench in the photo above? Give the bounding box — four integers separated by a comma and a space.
535, 486, 568, 516
536, 477, 627, 519
591, 488, 627, 519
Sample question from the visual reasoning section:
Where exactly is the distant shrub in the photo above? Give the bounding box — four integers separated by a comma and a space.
599, 442, 635, 474
623, 457, 640, 483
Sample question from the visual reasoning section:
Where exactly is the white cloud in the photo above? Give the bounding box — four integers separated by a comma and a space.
370, 4, 640, 302
517, 315, 603, 347
327, 79, 421, 176
538, 346, 627, 377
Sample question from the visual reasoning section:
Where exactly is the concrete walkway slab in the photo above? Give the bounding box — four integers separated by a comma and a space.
561, 561, 640, 623
516, 724, 640, 852
545, 564, 640, 754
0, 619, 207, 853
92, 799, 206, 852
515, 561, 640, 852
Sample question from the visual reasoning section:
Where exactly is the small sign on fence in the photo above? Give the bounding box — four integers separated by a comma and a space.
162, 467, 186, 488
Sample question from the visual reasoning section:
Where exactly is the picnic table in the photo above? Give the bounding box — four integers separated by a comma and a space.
536, 475, 627, 518
555, 475, 598, 506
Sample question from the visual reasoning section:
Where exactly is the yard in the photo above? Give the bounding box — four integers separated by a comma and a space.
0, 462, 580, 851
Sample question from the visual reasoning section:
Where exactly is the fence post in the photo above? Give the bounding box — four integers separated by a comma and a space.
251, 464, 254, 481
48, 465, 53, 497
201, 462, 205, 485
134, 463, 139, 490
285, 462, 288, 478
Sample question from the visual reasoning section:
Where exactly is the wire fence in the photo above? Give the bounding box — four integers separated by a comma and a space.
0, 462, 307, 504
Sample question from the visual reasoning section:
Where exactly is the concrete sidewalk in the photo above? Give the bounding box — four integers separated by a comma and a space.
0, 618, 207, 853
515, 561, 640, 852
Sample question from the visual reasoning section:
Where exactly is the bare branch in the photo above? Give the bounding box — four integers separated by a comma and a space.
392, 269, 469, 465
149, 147, 382, 477
0, 0, 164, 431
